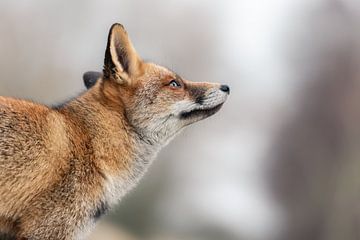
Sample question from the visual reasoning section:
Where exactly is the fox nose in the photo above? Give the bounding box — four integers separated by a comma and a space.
220, 85, 230, 94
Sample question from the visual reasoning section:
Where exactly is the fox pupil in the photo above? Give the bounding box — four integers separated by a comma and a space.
169, 80, 181, 88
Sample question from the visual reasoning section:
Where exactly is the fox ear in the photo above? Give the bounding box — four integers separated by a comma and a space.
83, 71, 102, 89
103, 23, 141, 84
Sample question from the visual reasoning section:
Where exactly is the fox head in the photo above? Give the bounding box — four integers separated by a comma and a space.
85, 23, 229, 144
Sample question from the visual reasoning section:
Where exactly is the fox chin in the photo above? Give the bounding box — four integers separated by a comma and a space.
0, 23, 229, 240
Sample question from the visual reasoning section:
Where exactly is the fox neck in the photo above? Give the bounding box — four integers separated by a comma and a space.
57, 82, 162, 203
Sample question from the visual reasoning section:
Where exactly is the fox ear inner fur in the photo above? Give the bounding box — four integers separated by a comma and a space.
103, 23, 141, 84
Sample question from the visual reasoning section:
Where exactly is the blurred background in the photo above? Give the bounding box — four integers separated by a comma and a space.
1, 0, 360, 239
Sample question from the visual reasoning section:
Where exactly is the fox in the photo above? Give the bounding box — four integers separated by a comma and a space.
0, 23, 230, 240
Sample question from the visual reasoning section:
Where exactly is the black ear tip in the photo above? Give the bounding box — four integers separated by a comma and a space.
110, 23, 125, 32
112, 23, 124, 28
83, 71, 102, 89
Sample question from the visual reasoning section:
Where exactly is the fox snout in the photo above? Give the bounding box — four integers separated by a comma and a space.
174, 81, 229, 123
220, 84, 230, 94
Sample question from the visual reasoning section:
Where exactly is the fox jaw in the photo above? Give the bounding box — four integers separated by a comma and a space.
88, 23, 230, 146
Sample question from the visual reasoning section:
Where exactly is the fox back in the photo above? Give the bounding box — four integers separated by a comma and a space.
0, 23, 229, 240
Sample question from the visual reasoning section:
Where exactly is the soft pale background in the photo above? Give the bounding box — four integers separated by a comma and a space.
1, 0, 360, 240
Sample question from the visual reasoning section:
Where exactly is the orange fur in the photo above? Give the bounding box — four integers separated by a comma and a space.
0, 23, 229, 239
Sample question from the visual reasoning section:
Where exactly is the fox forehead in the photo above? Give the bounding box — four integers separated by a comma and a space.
140, 62, 176, 82
132, 63, 181, 94
120, 62, 219, 106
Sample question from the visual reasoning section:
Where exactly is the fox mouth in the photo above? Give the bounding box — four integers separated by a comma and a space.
180, 103, 224, 120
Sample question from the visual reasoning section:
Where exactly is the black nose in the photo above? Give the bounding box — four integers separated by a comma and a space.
220, 85, 230, 94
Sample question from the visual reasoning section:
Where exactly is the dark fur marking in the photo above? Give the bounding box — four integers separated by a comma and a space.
0, 217, 22, 240
0, 232, 17, 240
104, 24, 115, 79
195, 96, 204, 105
188, 87, 207, 105
104, 24, 130, 79
180, 103, 223, 119
93, 201, 109, 221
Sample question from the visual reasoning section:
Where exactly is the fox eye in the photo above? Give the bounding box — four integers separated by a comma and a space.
168, 79, 181, 88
